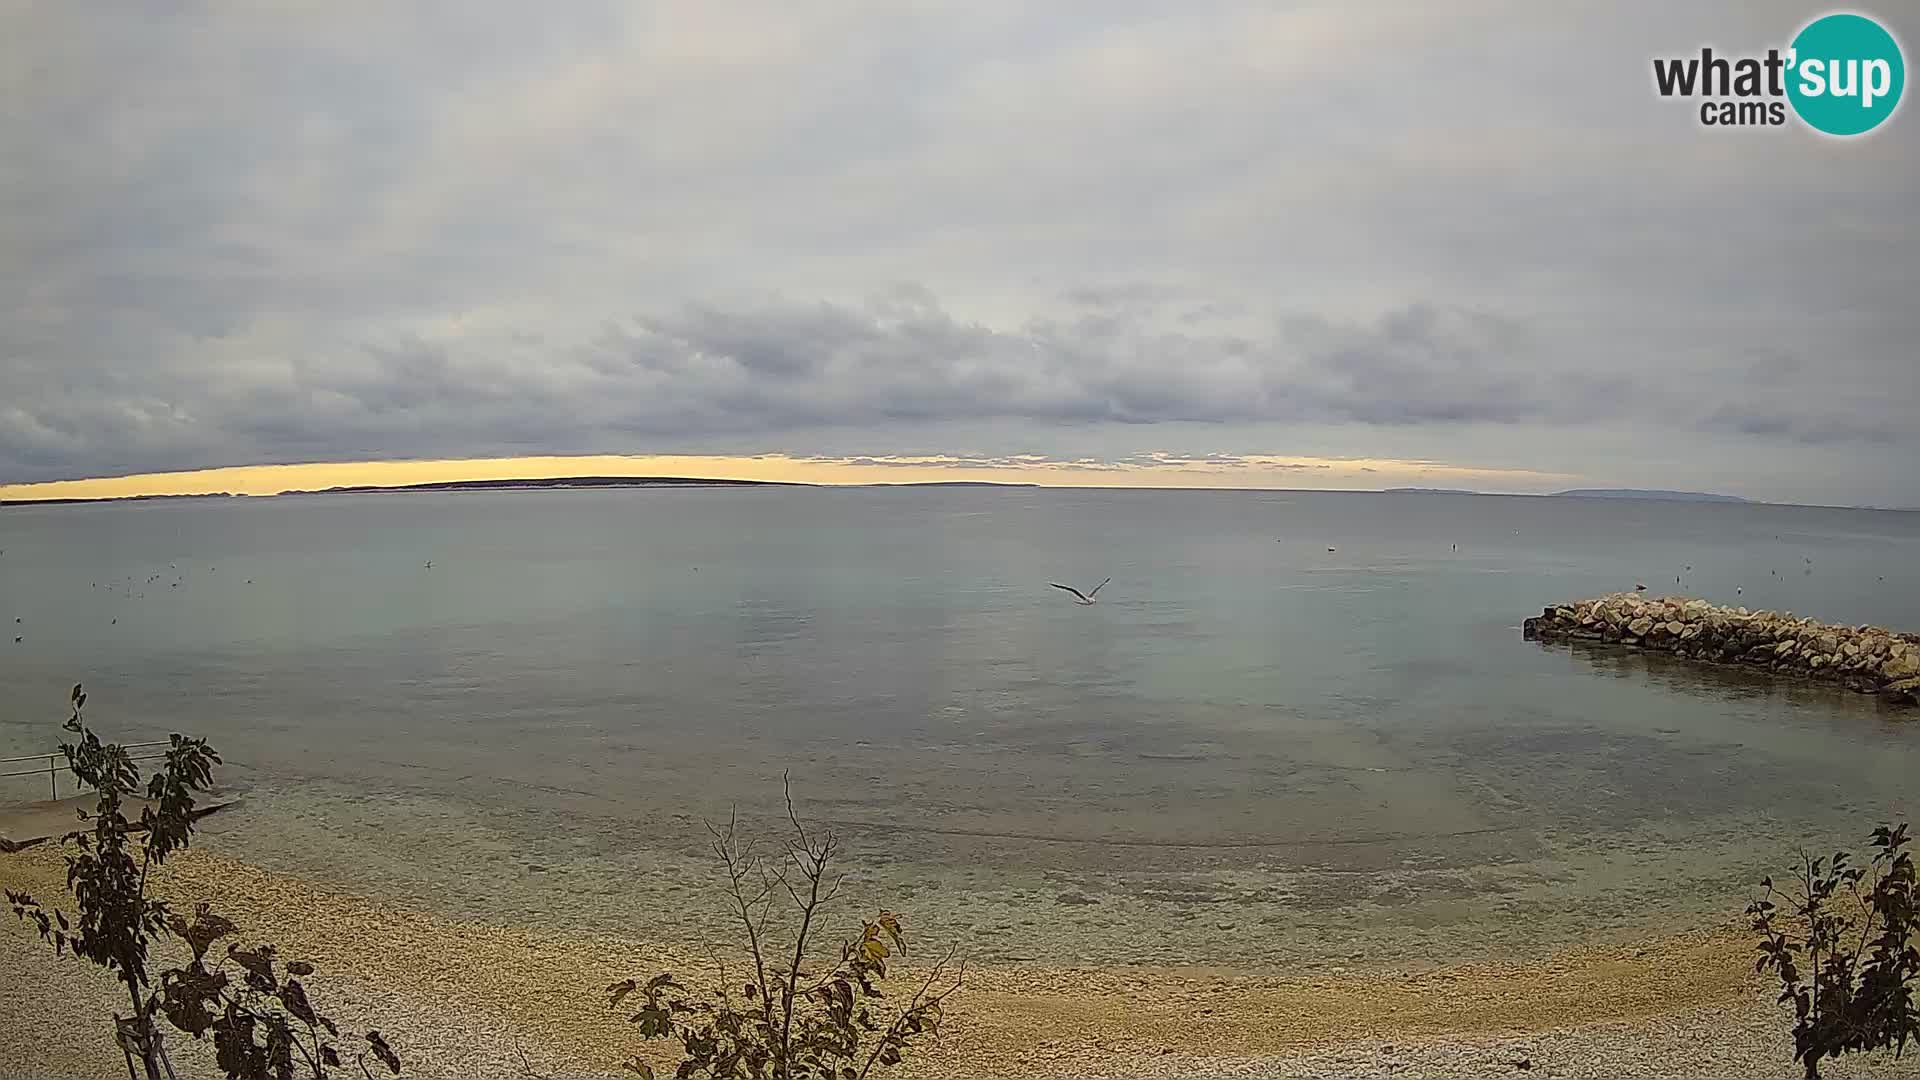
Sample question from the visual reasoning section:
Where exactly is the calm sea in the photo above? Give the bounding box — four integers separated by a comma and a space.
2, 488, 1916, 969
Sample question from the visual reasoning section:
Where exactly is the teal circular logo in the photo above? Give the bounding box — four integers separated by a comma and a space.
1787, 13, 1905, 135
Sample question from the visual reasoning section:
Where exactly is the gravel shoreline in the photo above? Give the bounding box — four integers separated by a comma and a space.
3, 846, 1915, 1080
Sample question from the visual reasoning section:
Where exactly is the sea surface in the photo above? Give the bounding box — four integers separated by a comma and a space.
2, 487, 1916, 970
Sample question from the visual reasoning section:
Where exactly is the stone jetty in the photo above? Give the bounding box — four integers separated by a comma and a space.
1523, 593, 1920, 705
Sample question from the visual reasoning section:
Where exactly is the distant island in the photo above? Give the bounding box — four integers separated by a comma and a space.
1550, 488, 1750, 504
2, 476, 1063, 507
0, 492, 245, 508
1385, 487, 1481, 496
280, 476, 803, 496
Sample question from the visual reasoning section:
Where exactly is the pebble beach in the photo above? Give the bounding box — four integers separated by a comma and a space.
4, 844, 1916, 1080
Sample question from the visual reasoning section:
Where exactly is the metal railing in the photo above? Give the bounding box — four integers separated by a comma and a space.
0, 742, 172, 801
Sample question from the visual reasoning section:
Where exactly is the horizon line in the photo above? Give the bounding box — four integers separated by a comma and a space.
5, 479, 1906, 513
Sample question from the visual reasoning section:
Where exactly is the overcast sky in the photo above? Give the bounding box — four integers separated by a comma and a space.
3, 2, 1916, 504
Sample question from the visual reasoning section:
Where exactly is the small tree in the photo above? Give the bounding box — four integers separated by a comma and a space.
1749, 822, 1919, 1080
6, 683, 401, 1080
609, 780, 961, 1080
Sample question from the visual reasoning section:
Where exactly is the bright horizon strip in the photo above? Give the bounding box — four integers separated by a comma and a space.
0, 453, 1578, 502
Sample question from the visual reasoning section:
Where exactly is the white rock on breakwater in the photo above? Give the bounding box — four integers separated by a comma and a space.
1523, 593, 1920, 705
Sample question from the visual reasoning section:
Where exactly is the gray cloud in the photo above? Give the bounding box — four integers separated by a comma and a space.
0, 291, 1625, 476
2, 1, 1917, 505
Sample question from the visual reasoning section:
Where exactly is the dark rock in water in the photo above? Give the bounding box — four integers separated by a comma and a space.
1888, 676, 1920, 705
1524, 592, 1918, 706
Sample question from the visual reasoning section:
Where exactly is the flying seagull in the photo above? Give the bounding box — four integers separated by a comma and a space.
1049, 578, 1110, 606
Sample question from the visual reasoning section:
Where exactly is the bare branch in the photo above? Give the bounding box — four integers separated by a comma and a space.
782, 771, 806, 852
708, 812, 778, 1033
620, 776, 960, 1080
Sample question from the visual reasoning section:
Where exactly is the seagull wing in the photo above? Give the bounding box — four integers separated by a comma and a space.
1049, 583, 1089, 602
1087, 577, 1111, 598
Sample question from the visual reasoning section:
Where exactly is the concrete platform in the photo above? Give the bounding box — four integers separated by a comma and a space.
0, 794, 233, 853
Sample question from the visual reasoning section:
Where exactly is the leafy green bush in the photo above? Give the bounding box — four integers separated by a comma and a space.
609, 782, 961, 1080
1749, 822, 1918, 1079
6, 683, 400, 1080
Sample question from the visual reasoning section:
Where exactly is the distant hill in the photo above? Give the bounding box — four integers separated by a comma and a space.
1551, 488, 1749, 504
1384, 487, 1480, 495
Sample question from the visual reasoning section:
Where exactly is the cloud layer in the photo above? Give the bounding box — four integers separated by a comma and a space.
3, 2, 1916, 504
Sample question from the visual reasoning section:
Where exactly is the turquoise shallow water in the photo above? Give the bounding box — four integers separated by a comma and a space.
2, 488, 1916, 968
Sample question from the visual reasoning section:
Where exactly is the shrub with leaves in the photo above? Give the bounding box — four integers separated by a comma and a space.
162, 908, 403, 1080
5, 683, 401, 1080
609, 782, 961, 1080
1749, 822, 1918, 1080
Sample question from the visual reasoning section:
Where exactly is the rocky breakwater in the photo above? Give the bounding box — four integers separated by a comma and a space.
1523, 593, 1920, 705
